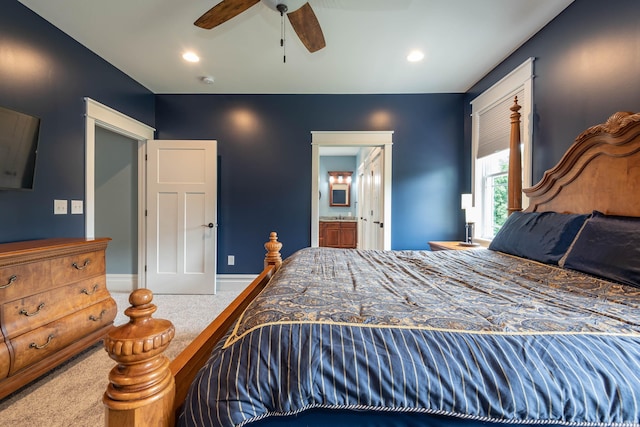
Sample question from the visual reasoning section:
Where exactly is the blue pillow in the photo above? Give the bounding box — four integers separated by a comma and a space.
561, 211, 640, 287
489, 211, 589, 264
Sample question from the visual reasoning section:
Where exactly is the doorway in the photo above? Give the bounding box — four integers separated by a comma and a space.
94, 127, 139, 290
311, 131, 393, 250
85, 98, 154, 292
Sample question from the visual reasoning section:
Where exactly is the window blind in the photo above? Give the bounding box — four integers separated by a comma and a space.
477, 88, 524, 159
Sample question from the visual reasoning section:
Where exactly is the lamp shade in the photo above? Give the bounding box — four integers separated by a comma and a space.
461, 193, 473, 210
465, 207, 478, 223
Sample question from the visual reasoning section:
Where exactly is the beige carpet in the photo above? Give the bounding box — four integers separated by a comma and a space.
0, 289, 242, 427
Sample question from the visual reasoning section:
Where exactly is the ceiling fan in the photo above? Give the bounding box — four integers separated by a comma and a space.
194, 0, 326, 53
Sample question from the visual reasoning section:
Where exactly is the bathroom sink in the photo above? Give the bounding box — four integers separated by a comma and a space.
319, 216, 357, 222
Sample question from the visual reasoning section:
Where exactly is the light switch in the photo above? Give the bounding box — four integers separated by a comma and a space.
54, 199, 67, 215
71, 200, 83, 214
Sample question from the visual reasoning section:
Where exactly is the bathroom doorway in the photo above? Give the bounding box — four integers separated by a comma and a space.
311, 131, 393, 249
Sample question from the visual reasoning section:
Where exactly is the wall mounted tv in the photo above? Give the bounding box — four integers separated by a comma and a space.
0, 105, 40, 191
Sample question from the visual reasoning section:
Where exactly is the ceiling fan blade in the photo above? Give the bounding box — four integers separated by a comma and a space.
194, 0, 261, 29
287, 2, 326, 53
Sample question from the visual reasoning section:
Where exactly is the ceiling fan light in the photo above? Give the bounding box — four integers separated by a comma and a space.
182, 51, 200, 63
407, 50, 424, 63
263, 0, 307, 13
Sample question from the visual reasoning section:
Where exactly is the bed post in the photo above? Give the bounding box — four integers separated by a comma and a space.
264, 231, 283, 269
103, 289, 176, 427
508, 96, 523, 215
103, 232, 282, 427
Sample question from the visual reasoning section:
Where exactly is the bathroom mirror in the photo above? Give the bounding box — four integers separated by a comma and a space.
328, 171, 352, 207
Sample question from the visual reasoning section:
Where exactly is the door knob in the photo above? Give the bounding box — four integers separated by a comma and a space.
203, 223, 215, 228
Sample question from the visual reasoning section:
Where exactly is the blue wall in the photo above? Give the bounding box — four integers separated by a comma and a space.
2, 0, 639, 275
465, 0, 640, 184
0, 1, 155, 243
155, 94, 465, 272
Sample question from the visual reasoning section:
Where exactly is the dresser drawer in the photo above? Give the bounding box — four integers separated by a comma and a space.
9, 298, 116, 374
0, 260, 52, 301
50, 250, 106, 284
0, 342, 9, 380
2, 276, 110, 339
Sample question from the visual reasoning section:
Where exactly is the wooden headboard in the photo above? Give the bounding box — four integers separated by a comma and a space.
508, 101, 640, 217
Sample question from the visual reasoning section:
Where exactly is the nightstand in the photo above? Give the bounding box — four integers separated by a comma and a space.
428, 241, 483, 251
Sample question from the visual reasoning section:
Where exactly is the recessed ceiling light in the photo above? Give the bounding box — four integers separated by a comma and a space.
182, 51, 200, 63
407, 50, 424, 63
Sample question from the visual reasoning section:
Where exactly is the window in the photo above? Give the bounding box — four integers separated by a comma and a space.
471, 58, 534, 242
478, 149, 509, 238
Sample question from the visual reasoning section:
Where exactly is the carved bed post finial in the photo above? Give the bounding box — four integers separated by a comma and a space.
264, 231, 283, 270
508, 96, 523, 215
103, 289, 176, 427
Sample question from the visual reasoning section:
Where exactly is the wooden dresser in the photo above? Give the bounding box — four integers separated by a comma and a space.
0, 238, 116, 399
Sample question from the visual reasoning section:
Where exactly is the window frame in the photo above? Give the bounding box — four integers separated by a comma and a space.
470, 58, 534, 244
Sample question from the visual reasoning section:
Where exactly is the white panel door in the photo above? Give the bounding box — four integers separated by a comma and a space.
370, 150, 385, 250
359, 148, 384, 250
146, 140, 217, 294
362, 167, 373, 249
357, 168, 366, 249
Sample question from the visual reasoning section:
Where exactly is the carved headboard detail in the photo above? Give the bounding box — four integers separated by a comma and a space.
524, 111, 640, 216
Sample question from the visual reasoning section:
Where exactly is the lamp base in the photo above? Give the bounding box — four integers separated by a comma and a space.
464, 222, 474, 244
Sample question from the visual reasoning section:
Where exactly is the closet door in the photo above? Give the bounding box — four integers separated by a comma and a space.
146, 140, 217, 294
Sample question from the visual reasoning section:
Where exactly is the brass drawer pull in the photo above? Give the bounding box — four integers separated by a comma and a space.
81, 284, 99, 295
30, 334, 54, 350
72, 259, 91, 270
20, 302, 45, 317
1, 274, 17, 289
89, 309, 107, 322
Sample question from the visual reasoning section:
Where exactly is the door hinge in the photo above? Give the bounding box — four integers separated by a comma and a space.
145, 154, 148, 161
145, 209, 148, 216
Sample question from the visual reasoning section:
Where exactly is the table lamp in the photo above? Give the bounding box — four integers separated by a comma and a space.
461, 194, 476, 244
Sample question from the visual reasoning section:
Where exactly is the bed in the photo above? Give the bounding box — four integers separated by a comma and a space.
103, 100, 640, 426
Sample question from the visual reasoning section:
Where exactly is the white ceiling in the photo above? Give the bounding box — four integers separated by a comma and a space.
18, 0, 574, 95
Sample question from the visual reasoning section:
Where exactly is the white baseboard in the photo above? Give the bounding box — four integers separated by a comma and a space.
106, 274, 257, 294
106, 274, 138, 293
216, 274, 257, 292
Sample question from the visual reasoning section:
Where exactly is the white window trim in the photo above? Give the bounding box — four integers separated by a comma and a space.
470, 57, 534, 244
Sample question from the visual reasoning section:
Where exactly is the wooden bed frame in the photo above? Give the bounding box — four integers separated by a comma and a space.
102, 100, 640, 426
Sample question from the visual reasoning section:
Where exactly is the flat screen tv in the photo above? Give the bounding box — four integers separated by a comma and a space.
0, 105, 40, 191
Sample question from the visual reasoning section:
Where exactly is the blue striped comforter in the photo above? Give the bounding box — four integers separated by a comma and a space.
180, 248, 640, 426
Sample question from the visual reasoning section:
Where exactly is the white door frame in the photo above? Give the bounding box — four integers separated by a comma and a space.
311, 131, 393, 250
84, 98, 155, 290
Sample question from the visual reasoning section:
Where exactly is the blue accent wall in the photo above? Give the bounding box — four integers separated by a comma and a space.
465, 0, 640, 184
2, 0, 639, 276
155, 94, 465, 272
0, 1, 154, 243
